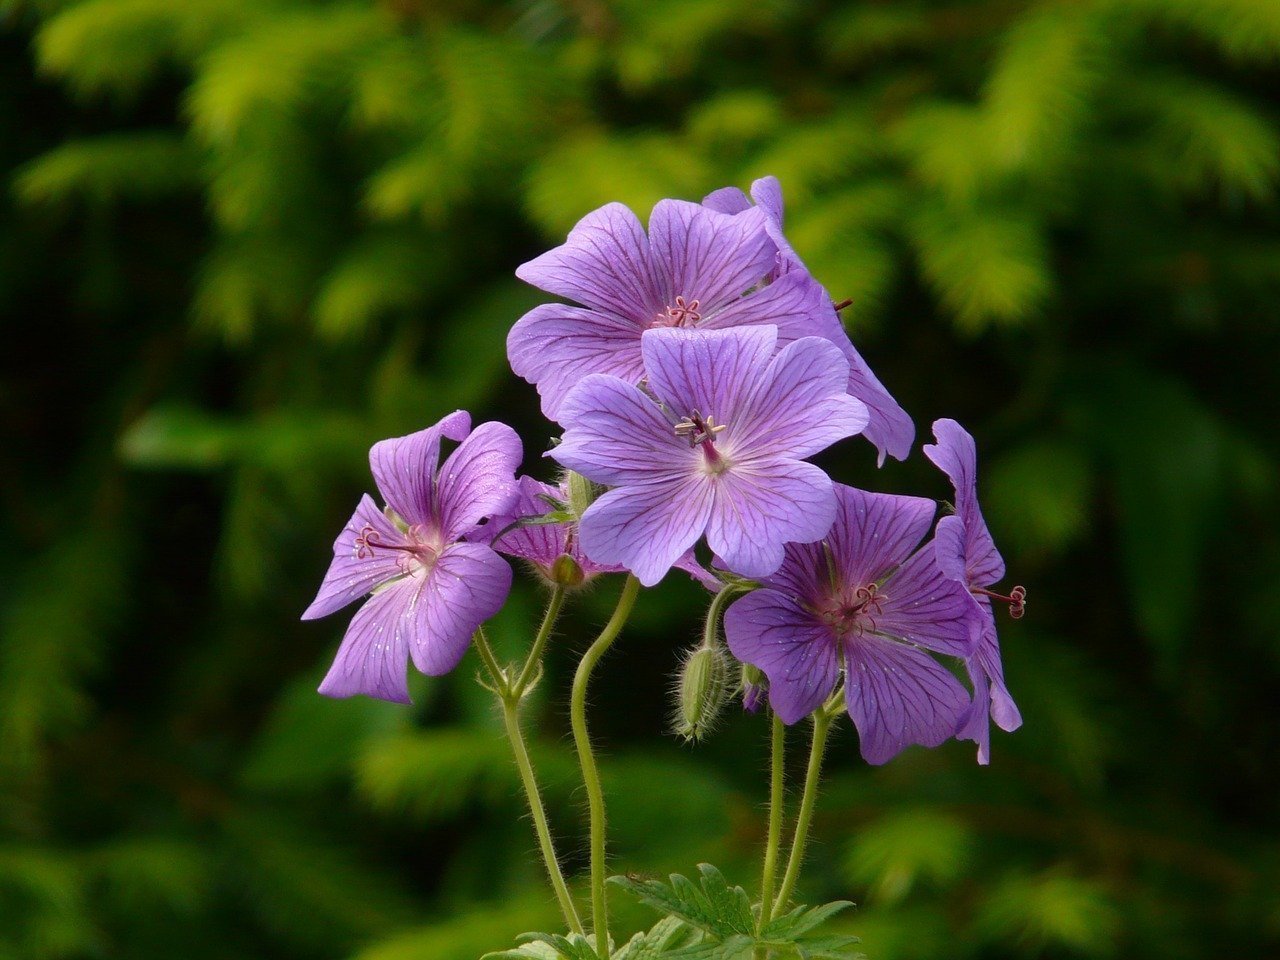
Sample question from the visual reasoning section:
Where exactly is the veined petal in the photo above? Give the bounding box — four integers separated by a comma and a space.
317, 578, 417, 703
923, 419, 1004, 586
724, 589, 839, 725
875, 546, 981, 658
435, 421, 522, 541
708, 459, 836, 579
485, 476, 570, 571
648, 199, 774, 313
700, 268, 833, 342
412, 542, 513, 676
749, 175, 798, 265
734, 336, 865, 462
551, 374, 696, 486
932, 514, 969, 584
578, 478, 714, 587
974, 602, 1022, 731
958, 658, 994, 765
516, 202, 664, 325
827, 484, 936, 587
641, 325, 776, 422
302, 494, 407, 621
844, 634, 970, 765
507, 303, 646, 420
701, 185, 752, 215
842, 338, 914, 465
369, 410, 470, 528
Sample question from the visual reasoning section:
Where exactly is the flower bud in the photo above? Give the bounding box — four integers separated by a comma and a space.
564, 470, 602, 520
673, 644, 730, 742
741, 663, 766, 713
549, 553, 586, 588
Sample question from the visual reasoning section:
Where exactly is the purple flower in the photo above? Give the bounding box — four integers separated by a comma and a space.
702, 177, 914, 466
303, 411, 521, 703
550, 325, 868, 586
509, 195, 846, 422
923, 419, 1023, 764
723, 484, 981, 765
481, 475, 718, 590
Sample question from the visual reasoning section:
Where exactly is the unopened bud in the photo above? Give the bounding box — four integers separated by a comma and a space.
550, 553, 586, 588
565, 470, 602, 520
673, 645, 729, 742
741, 663, 766, 714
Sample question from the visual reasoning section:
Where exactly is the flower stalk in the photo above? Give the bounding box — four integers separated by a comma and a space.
772, 697, 838, 914
570, 574, 642, 958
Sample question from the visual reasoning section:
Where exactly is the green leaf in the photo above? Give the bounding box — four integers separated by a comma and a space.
975, 871, 1120, 954
14, 132, 200, 205
608, 864, 753, 939
985, 440, 1094, 557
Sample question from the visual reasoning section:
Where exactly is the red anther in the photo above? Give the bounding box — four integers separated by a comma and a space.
973, 584, 1027, 619
1008, 585, 1027, 620
832, 298, 853, 312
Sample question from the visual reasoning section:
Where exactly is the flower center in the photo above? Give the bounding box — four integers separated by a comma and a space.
818, 583, 887, 638
673, 409, 728, 472
353, 522, 442, 575
654, 296, 702, 327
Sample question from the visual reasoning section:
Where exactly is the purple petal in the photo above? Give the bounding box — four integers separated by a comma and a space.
827, 485, 936, 588
701, 185, 752, 215
749, 175, 798, 265
923, 419, 1005, 586
844, 634, 971, 765
735, 336, 866, 461
578, 478, 714, 587
411, 542, 513, 676
486, 476, 570, 571
317, 578, 417, 703
302, 494, 406, 621
723, 589, 839, 725
516, 202, 665, 326
641, 325, 776, 421
707, 459, 837, 579
700, 268, 834, 341
435, 421, 522, 541
551, 374, 696, 486
958, 658, 994, 765
842, 337, 914, 465
507, 303, 646, 420
874, 546, 981, 659
369, 410, 470, 528
973, 602, 1022, 731
647, 199, 774, 313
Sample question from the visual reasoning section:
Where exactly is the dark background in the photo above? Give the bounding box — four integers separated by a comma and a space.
2, 1, 1278, 957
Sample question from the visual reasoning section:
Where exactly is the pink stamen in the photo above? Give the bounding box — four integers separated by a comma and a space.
973, 584, 1027, 619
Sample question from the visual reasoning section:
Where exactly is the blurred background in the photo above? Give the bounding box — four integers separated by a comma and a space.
2, 0, 1279, 957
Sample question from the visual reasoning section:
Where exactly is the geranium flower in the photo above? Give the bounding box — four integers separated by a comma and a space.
723, 484, 981, 765
549, 325, 867, 586
924, 419, 1024, 764
303, 411, 521, 703
509, 196, 842, 421
703, 176, 914, 465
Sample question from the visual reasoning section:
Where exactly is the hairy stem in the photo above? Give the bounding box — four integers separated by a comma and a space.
500, 696, 584, 934
772, 708, 833, 914
514, 586, 566, 695
474, 627, 582, 934
758, 713, 787, 931
570, 574, 642, 958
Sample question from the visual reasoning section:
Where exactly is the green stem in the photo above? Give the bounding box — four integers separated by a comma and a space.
758, 713, 787, 930
772, 709, 833, 914
513, 586, 566, 695
474, 628, 583, 935
702, 584, 742, 648
500, 696, 585, 934
570, 574, 642, 958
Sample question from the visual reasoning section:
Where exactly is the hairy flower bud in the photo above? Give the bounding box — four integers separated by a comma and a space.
564, 470, 602, 520
549, 553, 586, 588
673, 644, 730, 742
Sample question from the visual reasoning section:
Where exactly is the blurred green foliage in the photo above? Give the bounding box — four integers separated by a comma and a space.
2, 0, 1278, 957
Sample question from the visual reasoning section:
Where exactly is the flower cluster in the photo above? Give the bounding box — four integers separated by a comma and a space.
305, 176, 1025, 765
